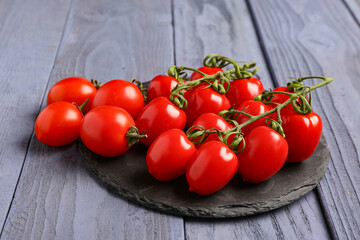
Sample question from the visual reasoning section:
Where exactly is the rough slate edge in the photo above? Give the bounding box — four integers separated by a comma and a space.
79, 137, 329, 218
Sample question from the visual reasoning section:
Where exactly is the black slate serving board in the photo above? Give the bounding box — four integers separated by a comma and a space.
79, 136, 329, 218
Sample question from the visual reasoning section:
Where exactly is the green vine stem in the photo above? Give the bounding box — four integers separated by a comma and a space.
91, 79, 103, 89
72, 98, 89, 116
126, 126, 147, 147
131, 78, 148, 102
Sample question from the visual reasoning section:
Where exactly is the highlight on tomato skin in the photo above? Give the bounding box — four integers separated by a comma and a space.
226, 78, 264, 109
47, 77, 97, 114
186, 141, 239, 195
237, 126, 288, 183
146, 129, 196, 181
35, 102, 84, 147
80, 106, 135, 157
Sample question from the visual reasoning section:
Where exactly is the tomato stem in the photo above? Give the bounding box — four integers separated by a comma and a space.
126, 126, 147, 147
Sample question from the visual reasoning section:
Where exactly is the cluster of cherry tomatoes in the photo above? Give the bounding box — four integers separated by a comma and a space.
35, 54, 331, 196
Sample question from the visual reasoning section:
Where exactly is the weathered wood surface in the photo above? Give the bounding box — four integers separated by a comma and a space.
174, 0, 330, 239
248, 0, 360, 239
0, 0, 184, 239
0, 0, 72, 231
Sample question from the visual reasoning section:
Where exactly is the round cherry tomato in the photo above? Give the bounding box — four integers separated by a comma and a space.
226, 78, 264, 109
47, 77, 97, 113
147, 75, 180, 103
281, 108, 322, 163
189, 66, 223, 81
185, 86, 230, 127
35, 102, 83, 146
146, 129, 196, 181
190, 113, 233, 146
235, 100, 271, 136
186, 141, 238, 195
237, 126, 288, 183
136, 97, 186, 147
91, 79, 144, 119
80, 106, 135, 157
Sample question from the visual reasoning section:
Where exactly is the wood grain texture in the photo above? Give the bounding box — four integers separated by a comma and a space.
0, 0, 72, 230
174, 0, 330, 239
1, 0, 185, 239
248, 0, 360, 239
343, 0, 360, 23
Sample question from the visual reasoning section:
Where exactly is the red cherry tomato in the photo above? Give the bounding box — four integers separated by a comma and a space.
146, 129, 196, 181
185, 86, 230, 127
190, 113, 233, 146
186, 141, 238, 195
91, 79, 144, 119
237, 126, 288, 183
189, 66, 223, 81
226, 78, 264, 108
35, 102, 83, 146
147, 75, 180, 103
235, 100, 271, 136
135, 97, 187, 147
281, 108, 322, 163
80, 106, 135, 157
47, 77, 97, 113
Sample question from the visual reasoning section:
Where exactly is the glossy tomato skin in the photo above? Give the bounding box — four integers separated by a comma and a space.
146, 129, 196, 181
147, 75, 180, 103
136, 97, 186, 147
189, 67, 223, 81
35, 102, 83, 147
281, 108, 322, 163
190, 113, 233, 146
236, 100, 271, 136
237, 126, 288, 183
186, 141, 238, 195
91, 79, 144, 119
47, 77, 97, 113
185, 86, 230, 127
226, 78, 264, 109
80, 106, 135, 157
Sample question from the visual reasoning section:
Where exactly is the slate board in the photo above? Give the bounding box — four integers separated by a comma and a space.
79, 136, 329, 218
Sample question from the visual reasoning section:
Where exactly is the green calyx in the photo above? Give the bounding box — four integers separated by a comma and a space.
126, 126, 147, 147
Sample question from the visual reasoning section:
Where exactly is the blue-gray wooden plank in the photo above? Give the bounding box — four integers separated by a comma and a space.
0, 0, 185, 239
0, 0, 72, 231
248, 0, 360, 239
174, 0, 330, 239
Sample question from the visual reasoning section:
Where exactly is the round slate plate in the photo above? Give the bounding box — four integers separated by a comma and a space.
79, 136, 329, 218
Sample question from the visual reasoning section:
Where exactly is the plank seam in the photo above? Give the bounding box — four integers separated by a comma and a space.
0, 0, 75, 236
171, 0, 177, 66
340, 0, 360, 27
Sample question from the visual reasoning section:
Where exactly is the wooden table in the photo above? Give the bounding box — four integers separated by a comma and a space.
0, 0, 359, 239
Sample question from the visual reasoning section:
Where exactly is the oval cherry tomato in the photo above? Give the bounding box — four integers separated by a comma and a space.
186, 141, 238, 195
281, 108, 322, 163
136, 97, 186, 147
226, 78, 264, 108
80, 106, 135, 157
185, 86, 230, 127
35, 102, 83, 146
235, 100, 271, 136
147, 75, 180, 103
237, 126, 288, 183
47, 77, 97, 113
146, 129, 196, 181
91, 79, 144, 119
190, 113, 233, 146
189, 66, 223, 81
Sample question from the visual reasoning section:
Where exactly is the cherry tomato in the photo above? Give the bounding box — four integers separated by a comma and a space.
237, 126, 288, 183
80, 106, 135, 157
47, 77, 97, 113
281, 108, 322, 163
226, 78, 264, 109
35, 102, 83, 147
235, 100, 271, 136
147, 75, 180, 103
146, 129, 196, 181
186, 141, 238, 195
190, 113, 233, 146
91, 79, 144, 119
185, 86, 230, 127
189, 66, 223, 81
136, 97, 187, 147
